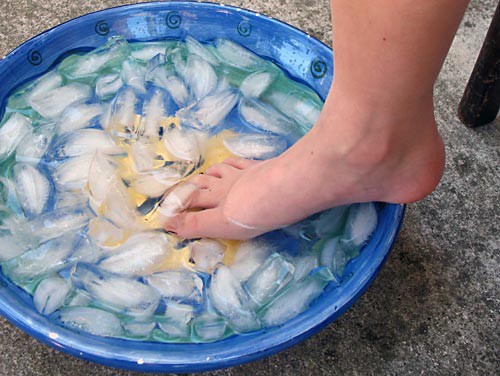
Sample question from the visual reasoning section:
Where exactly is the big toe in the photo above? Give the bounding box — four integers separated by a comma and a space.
164, 208, 263, 240
222, 157, 262, 170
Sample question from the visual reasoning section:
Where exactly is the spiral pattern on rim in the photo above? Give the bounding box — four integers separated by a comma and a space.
27, 50, 42, 66
310, 57, 327, 79
237, 20, 252, 37
166, 11, 182, 29
95, 20, 110, 36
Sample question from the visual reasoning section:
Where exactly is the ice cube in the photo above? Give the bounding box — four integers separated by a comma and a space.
87, 217, 125, 250
59, 36, 130, 80
13, 163, 52, 217
214, 39, 265, 69
99, 182, 139, 230
121, 58, 147, 93
185, 36, 219, 66
65, 290, 92, 307
292, 255, 319, 281
52, 154, 94, 190
157, 183, 198, 218
129, 170, 178, 198
157, 302, 194, 339
313, 205, 350, 238
22, 206, 92, 245
4, 71, 59, 111
222, 133, 287, 160
2, 234, 77, 285
281, 218, 317, 241
95, 73, 123, 100
16, 122, 56, 164
146, 270, 204, 305
138, 89, 171, 140
169, 77, 193, 108
229, 239, 273, 282
165, 302, 195, 323
0, 113, 31, 162
260, 268, 334, 327
169, 43, 189, 78
239, 97, 304, 140
6, 86, 32, 112
240, 71, 275, 98
177, 90, 239, 130
49, 129, 124, 160
144, 52, 167, 78
59, 306, 122, 337
189, 239, 225, 273
71, 263, 160, 317
215, 76, 231, 93
54, 189, 88, 210
99, 232, 170, 275
245, 253, 295, 308
208, 264, 260, 333
122, 319, 155, 339
33, 275, 71, 315
192, 313, 227, 342
129, 140, 166, 172
146, 64, 191, 107
29, 83, 92, 119
130, 41, 174, 63
184, 54, 218, 100
58, 103, 105, 134
342, 203, 378, 247
69, 235, 104, 265
0, 234, 26, 262
129, 162, 195, 198
163, 126, 206, 163
264, 89, 322, 129
319, 236, 349, 281
105, 88, 139, 140
26, 71, 63, 104
87, 151, 123, 211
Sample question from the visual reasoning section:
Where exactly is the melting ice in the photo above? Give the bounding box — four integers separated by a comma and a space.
0, 35, 379, 343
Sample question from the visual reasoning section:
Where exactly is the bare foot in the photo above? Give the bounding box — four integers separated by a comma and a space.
164, 92, 445, 240
186, 157, 261, 209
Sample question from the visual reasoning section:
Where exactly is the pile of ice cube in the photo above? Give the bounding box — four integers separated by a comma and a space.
0, 36, 378, 342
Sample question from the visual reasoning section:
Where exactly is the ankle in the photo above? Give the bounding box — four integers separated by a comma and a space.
309, 90, 445, 204
328, 81, 435, 116
317, 88, 435, 157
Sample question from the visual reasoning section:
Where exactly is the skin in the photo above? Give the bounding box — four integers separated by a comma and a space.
165, 0, 470, 240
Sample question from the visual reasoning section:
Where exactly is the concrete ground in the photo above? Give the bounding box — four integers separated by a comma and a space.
0, 0, 498, 375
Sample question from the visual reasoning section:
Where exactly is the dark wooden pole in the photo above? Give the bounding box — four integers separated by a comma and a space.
458, 2, 500, 127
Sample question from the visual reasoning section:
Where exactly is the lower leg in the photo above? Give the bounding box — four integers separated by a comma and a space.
164, 0, 470, 240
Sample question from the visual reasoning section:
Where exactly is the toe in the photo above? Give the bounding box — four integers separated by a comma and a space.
205, 163, 240, 178
189, 188, 221, 209
189, 174, 220, 189
164, 208, 260, 240
187, 174, 229, 208
222, 157, 261, 170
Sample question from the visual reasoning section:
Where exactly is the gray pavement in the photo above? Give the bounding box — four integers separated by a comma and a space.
0, 0, 498, 375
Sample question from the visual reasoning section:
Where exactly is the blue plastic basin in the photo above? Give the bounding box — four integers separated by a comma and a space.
0, 2, 405, 372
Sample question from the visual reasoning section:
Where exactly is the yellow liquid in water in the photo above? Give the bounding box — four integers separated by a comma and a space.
93, 116, 241, 271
